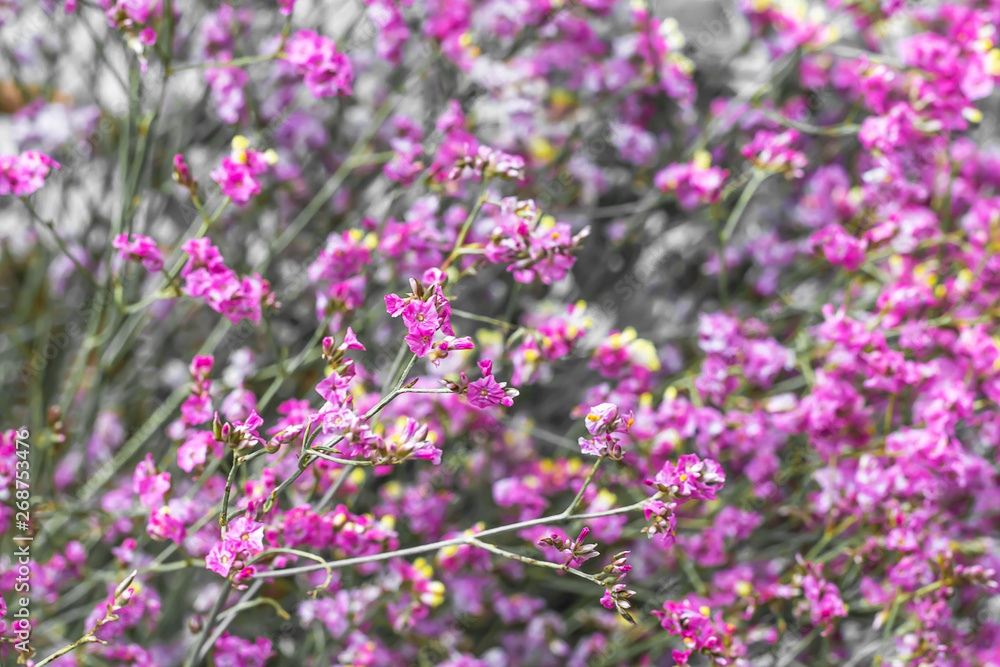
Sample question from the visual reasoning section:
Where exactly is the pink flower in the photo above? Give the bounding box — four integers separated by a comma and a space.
365, 0, 410, 65
147, 505, 186, 544
428, 335, 475, 366
205, 541, 239, 578
210, 136, 277, 206
190, 355, 214, 381
113, 233, 164, 272
213, 633, 274, 667
179, 239, 274, 324
654, 156, 728, 209
0, 150, 61, 196
205, 66, 249, 124
650, 454, 726, 502
376, 418, 441, 465
284, 30, 354, 98
404, 330, 435, 357
229, 410, 265, 449
578, 402, 633, 458
316, 371, 353, 405
481, 200, 589, 284
858, 103, 918, 154
401, 300, 440, 336
810, 224, 867, 271
177, 431, 222, 473
133, 454, 171, 508
584, 403, 619, 435
467, 374, 506, 409
340, 327, 366, 351
641, 497, 679, 544
181, 394, 214, 426
223, 516, 265, 553
463, 360, 518, 409
741, 129, 808, 178
173, 153, 196, 190
385, 281, 460, 358
448, 144, 526, 181
798, 559, 848, 633
211, 158, 260, 205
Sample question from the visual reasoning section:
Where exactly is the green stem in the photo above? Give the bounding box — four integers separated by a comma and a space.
22, 200, 98, 287
183, 586, 231, 667
441, 183, 490, 271
721, 170, 767, 244
220, 451, 239, 527
563, 457, 603, 517
451, 309, 519, 332
168, 52, 281, 73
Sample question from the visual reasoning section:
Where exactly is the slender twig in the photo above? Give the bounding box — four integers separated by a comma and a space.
183, 586, 231, 667
193, 581, 264, 664
22, 200, 98, 287
441, 183, 490, 271
720, 170, 768, 244
466, 537, 603, 586
250, 499, 646, 579
563, 457, 604, 517
168, 52, 282, 73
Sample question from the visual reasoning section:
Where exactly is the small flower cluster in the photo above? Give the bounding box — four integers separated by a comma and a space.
654, 152, 728, 209
172, 154, 197, 192
205, 65, 249, 125
284, 29, 354, 99
309, 228, 378, 321
385, 558, 447, 629
176, 355, 216, 435
134, 453, 187, 544
213, 633, 274, 667
578, 402, 633, 459
310, 330, 387, 461
643, 454, 726, 547
653, 600, 746, 666
286, 505, 398, 559
448, 145, 526, 182
538, 526, 599, 567
112, 233, 164, 272
510, 301, 591, 385
740, 128, 808, 178
385, 273, 472, 360
104, 0, 159, 70
443, 360, 519, 410
0, 150, 60, 196
590, 327, 662, 390
483, 200, 590, 284
210, 136, 279, 206
205, 516, 267, 581
364, 0, 410, 65
84, 569, 144, 642
212, 409, 265, 451
180, 238, 275, 324
793, 557, 848, 635
10, 1, 1000, 665
696, 312, 795, 404
375, 417, 442, 465
597, 551, 636, 624
383, 115, 425, 186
